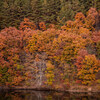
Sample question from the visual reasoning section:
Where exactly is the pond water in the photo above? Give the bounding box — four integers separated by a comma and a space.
0, 90, 100, 100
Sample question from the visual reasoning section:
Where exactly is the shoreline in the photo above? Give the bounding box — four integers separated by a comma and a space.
1, 86, 100, 93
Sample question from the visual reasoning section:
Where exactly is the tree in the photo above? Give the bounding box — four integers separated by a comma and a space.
76, 54, 100, 85
30, 0, 43, 25
42, 0, 61, 24
0, 27, 24, 86
19, 18, 36, 30
92, 31, 100, 59
57, 0, 84, 25
79, 0, 100, 13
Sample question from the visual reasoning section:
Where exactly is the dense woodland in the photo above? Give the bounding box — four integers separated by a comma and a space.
0, 0, 100, 30
0, 0, 100, 89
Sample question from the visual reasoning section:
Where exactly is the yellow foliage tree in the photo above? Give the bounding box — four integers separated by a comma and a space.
77, 55, 100, 85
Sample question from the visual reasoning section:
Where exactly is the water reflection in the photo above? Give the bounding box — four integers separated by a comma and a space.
0, 90, 100, 100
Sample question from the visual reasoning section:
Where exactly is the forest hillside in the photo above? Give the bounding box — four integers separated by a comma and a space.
0, 0, 100, 92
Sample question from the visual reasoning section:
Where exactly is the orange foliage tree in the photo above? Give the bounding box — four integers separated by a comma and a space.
19, 18, 36, 30
75, 49, 100, 85
85, 8, 99, 31
39, 22, 46, 31
0, 27, 24, 86
52, 31, 88, 63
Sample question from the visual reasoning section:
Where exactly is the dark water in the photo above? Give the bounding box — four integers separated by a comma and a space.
0, 90, 100, 100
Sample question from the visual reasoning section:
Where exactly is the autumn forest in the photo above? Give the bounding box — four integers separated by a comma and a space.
0, 0, 100, 91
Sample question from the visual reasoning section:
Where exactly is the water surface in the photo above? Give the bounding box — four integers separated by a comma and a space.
0, 90, 100, 100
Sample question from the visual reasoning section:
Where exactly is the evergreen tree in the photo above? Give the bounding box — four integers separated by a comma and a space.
57, 0, 84, 25
29, 0, 43, 25
0, 0, 29, 29
79, 0, 100, 13
0, 0, 4, 29
42, 0, 61, 24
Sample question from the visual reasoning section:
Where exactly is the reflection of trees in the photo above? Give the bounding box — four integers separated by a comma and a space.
0, 90, 100, 100
0, 92, 23, 100
11, 95, 23, 100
